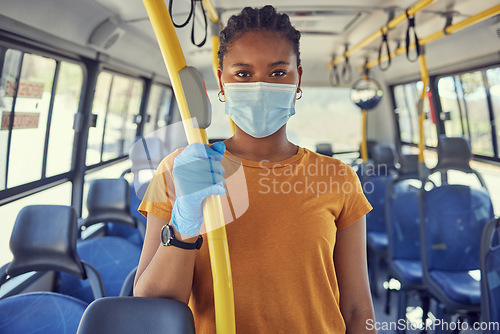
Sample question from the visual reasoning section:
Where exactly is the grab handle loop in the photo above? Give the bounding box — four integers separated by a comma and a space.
191, 0, 208, 47
341, 45, 352, 84
405, 9, 421, 62
168, 0, 194, 28
329, 56, 340, 87
378, 28, 391, 71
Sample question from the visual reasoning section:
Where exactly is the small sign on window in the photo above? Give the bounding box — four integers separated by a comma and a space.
1, 111, 40, 130
4, 80, 44, 99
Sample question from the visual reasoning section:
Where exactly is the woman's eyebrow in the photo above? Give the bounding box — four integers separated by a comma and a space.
268, 61, 289, 67
231, 63, 252, 68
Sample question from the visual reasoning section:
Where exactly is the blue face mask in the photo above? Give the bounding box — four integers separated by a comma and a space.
224, 82, 297, 138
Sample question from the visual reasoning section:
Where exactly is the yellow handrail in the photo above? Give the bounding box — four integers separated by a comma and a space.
328, 0, 436, 68
142, 1, 236, 333
202, 0, 219, 23
417, 53, 429, 164
361, 110, 369, 162
364, 4, 500, 69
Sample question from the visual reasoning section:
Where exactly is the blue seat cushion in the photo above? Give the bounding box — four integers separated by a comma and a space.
392, 259, 423, 285
429, 270, 481, 305
367, 232, 388, 251
0, 292, 87, 333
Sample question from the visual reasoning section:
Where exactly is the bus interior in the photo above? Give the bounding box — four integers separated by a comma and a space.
0, 0, 500, 333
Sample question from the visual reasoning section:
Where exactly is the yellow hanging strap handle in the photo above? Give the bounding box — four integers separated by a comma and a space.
142, 1, 236, 333
417, 48, 429, 177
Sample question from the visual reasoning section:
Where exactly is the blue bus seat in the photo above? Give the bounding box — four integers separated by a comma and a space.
77, 297, 195, 334
480, 218, 500, 333
0, 292, 87, 334
81, 178, 145, 246
360, 144, 397, 298
420, 136, 494, 328
385, 154, 429, 332
0, 205, 105, 301
56, 236, 141, 304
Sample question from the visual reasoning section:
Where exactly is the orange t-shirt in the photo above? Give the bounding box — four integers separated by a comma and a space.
138, 146, 372, 333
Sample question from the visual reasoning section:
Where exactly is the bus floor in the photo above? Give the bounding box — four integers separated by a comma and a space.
371, 262, 483, 334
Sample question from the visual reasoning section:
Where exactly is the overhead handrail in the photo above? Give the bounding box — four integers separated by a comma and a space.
142, 0, 236, 333
364, 4, 500, 70
327, 0, 436, 69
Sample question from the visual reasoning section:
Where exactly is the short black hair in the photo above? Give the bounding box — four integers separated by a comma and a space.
218, 5, 301, 69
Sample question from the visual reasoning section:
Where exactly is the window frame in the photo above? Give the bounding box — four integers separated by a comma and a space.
434, 63, 500, 163
0, 41, 86, 206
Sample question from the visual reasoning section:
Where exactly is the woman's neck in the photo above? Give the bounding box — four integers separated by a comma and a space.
224, 126, 297, 162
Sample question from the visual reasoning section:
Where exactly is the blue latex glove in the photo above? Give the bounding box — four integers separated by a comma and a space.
171, 142, 226, 236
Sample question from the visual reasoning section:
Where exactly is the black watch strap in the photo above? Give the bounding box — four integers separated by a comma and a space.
161, 225, 203, 250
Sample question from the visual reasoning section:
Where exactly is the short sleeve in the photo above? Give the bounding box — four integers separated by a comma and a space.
335, 164, 372, 229
137, 149, 182, 221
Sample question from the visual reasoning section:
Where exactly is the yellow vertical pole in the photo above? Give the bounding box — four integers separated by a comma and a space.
361, 110, 369, 163
417, 52, 429, 165
360, 73, 369, 163
142, 1, 235, 333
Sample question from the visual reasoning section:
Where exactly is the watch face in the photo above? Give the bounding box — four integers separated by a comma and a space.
161, 225, 173, 246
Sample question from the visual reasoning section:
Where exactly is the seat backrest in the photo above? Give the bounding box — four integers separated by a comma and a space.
386, 154, 422, 260
81, 178, 145, 244
481, 218, 500, 329
315, 143, 333, 157
77, 297, 196, 334
420, 136, 494, 272
1, 205, 106, 301
0, 292, 87, 333
386, 180, 421, 261
56, 236, 141, 304
361, 145, 398, 233
82, 178, 137, 229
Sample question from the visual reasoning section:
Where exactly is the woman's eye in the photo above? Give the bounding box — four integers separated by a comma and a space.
271, 70, 287, 77
236, 71, 251, 78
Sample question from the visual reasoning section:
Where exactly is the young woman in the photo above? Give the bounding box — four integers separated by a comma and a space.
134, 5, 376, 333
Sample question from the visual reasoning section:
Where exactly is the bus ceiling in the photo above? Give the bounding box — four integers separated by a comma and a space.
0, 0, 498, 88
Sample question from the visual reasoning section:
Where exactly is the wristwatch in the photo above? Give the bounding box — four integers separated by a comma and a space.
160, 225, 203, 250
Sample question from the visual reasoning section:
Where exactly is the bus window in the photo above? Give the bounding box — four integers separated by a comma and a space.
438, 67, 499, 158
287, 87, 362, 156
7, 53, 56, 188
143, 84, 172, 135
46, 62, 83, 177
437, 77, 466, 138
0, 49, 83, 189
487, 67, 500, 157
393, 81, 437, 148
86, 72, 143, 165
206, 89, 233, 140
0, 49, 22, 191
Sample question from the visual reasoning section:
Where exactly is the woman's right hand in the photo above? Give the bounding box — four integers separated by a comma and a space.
171, 142, 226, 236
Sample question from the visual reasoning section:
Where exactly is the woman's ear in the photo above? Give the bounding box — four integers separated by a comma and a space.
297, 65, 303, 92
217, 67, 224, 93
